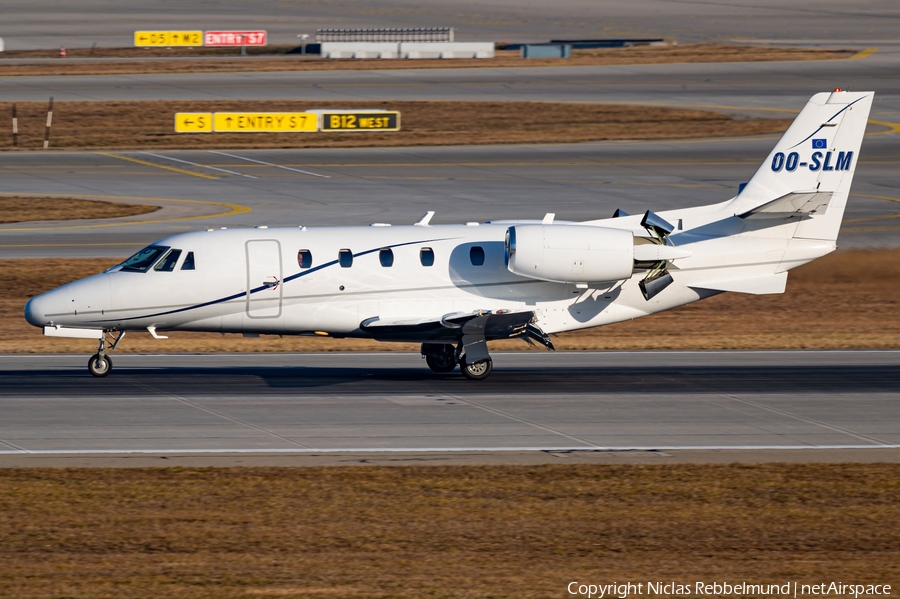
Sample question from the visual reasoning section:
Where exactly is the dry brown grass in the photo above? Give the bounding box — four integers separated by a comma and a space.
0, 100, 792, 151
0, 44, 855, 77
1, 44, 304, 59
0, 464, 897, 598
0, 196, 158, 224
4, 248, 899, 354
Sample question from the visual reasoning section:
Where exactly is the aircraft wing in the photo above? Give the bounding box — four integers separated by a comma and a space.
360, 310, 554, 354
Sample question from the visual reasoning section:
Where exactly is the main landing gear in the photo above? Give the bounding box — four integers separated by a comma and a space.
460, 358, 492, 381
421, 342, 494, 381
87, 330, 125, 378
422, 343, 458, 373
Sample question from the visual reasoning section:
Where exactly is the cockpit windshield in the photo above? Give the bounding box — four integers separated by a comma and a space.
114, 245, 170, 273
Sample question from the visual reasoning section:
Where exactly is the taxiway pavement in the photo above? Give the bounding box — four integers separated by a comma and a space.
0, 351, 898, 466
4, 57, 900, 123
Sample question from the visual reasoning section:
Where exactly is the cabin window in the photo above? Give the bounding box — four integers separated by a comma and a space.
420, 247, 435, 267
469, 246, 485, 266
154, 249, 182, 272
117, 245, 169, 273
181, 251, 195, 270
339, 249, 353, 268
379, 248, 394, 267
298, 249, 312, 269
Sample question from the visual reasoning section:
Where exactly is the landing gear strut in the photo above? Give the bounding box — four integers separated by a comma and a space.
87, 330, 125, 378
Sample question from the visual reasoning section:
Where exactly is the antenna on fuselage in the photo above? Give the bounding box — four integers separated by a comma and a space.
415, 211, 435, 226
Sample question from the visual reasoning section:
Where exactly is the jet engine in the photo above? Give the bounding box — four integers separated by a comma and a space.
505, 221, 693, 294
504, 224, 634, 284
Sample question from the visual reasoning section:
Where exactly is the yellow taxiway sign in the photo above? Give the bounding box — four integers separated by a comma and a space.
174, 113, 213, 133
212, 113, 318, 133
134, 31, 203, 47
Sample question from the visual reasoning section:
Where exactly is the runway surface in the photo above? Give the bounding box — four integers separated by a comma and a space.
1, 351, 898, 464
3, 0, 900, 50
3, 134, 899, 259
3, 2, 900, 467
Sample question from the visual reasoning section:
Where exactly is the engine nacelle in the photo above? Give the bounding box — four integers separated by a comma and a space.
505, 224, 634, 284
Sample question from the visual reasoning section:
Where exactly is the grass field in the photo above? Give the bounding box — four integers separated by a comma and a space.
4, 248, 899, 354
0, 464, 896, 598
0, 100, 793, 151
0, 44, 855, 77
0, 197, 157, 224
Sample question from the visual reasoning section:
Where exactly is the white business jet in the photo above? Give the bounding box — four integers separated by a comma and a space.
25, 90, 872, 379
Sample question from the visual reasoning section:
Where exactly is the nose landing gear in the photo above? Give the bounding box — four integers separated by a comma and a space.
88, 353, 112, 377
87, 330, 125, 377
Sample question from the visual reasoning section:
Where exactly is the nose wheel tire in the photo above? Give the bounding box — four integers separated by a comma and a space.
460, 358, 492, 381
88, 353, 112, 377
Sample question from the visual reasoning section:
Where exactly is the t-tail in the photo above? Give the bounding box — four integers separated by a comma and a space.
728, 89, 873, 245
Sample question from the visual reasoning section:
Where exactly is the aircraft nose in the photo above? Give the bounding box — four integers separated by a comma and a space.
24, 274, 111, 328
24, 292, 52, 327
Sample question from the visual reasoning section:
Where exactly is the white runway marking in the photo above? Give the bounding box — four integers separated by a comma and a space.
139, 151, 257, 178
0, 445, 897, 455
208, 151, 331, 178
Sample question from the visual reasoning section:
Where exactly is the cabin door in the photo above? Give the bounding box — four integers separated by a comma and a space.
245, 240, 283, 318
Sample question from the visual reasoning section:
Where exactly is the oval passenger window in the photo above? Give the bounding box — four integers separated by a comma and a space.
470, 246, 485, 266
379, 248, 394, 267
420, 247, 435, 267
339, 249, 353, 268
298, 249, 312, 269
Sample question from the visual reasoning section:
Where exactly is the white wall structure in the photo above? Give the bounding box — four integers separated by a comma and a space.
400, 42, 493, 59
321, 42, 400, 59
321, 41, 494, 59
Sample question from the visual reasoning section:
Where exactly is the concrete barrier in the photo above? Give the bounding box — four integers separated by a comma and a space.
400, 42, 494, 59
321, 42, 399, 59
321, 41, 494, 59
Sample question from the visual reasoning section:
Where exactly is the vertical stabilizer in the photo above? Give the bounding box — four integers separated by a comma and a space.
729, 90, 873, 243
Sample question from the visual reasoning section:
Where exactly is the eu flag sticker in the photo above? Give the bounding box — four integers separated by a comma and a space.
812, 138, 828, 149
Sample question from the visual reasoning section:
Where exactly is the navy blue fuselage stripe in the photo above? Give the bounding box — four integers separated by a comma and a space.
786, 96, 867, 150
97, 237, 455, 323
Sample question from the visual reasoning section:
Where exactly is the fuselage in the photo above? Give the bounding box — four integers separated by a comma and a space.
23, 204, 832, 342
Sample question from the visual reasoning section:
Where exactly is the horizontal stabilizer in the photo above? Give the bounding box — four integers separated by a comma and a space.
739, 191, 833, 220
690, 272, 787, 295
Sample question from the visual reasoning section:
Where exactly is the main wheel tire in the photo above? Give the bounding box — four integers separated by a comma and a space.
460, 358, 493, 381
88, 353, 112, 377
424, 345, 457, 373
